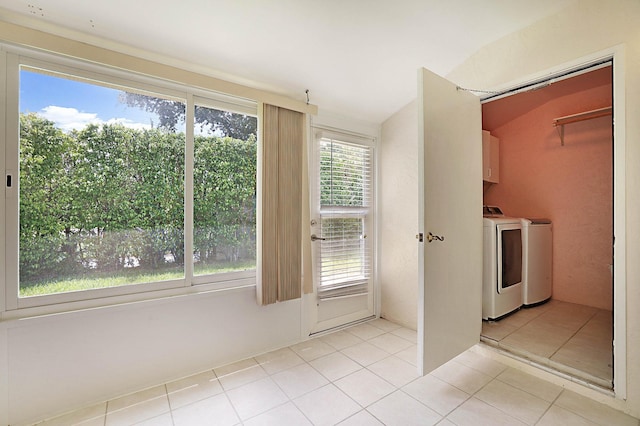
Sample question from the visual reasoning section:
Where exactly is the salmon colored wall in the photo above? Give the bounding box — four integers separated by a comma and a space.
482, 67, 613, 311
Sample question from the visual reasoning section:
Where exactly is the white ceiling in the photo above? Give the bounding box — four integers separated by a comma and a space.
0, 0, 576, 124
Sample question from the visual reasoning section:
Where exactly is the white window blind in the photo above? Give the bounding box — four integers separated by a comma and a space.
317, 138, 372, 300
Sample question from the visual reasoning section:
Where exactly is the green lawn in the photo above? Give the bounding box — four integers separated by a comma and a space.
19, 261, 256, 297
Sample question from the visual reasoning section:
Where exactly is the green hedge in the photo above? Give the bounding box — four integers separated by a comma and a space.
19, 113, 256, 286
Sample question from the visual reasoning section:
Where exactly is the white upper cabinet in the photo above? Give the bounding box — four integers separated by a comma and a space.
482, 130, 500, 183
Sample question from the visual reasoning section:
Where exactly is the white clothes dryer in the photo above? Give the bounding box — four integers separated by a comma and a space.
521, 218, 553, 306
483, 206, 523, 320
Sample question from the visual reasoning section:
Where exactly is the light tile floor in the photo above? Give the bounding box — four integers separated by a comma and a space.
35, 317, 638, 426
481, 300, 613, 388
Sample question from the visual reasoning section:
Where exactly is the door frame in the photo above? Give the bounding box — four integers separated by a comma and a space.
448, 45, 627, 398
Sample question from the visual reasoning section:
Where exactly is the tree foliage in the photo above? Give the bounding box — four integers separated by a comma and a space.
120, 93, 257, 140
19, 113, 256, 286
319, 140, 369, 207
194, 134, 257, 264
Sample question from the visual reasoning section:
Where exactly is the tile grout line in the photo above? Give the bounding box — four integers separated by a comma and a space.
547, 309, 599, 360
263, 363, 316, 426
298, 321, 416, 424
349, 328, 422, 425
433, 359, 494, 396
483, 301, 612, 386
269, 344, 387, 424
221, 384, 243, 425
493, 373, 558, 404
481, 301, 550, 343
240, 339, 355, 424
533, 388, 565, 425
544, 388, 639, 426
164, 384, 175, 426
104, 399, 110, 425
400, 379, 472, 424
465, 369, 540, 425
261, 353, 318, 421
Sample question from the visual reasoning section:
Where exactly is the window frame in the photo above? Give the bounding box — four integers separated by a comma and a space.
2, 46, 259, 314
310, 128, 376, 300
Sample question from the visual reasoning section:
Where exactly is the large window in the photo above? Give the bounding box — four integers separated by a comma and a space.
10, 58, 257, 307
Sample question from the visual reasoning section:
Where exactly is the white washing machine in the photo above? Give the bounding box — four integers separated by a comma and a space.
483, 206, 523, 320
521, 218, 553, 306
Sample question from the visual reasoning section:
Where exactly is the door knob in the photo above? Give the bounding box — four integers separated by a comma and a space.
310, 234, 326, 242
426, 232, 444, 243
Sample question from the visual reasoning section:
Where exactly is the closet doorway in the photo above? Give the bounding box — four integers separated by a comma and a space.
480, 63, 614, 389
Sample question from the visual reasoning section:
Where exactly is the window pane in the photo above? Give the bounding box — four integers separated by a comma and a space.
18, 68, 185, 297
316, 137, 373, 300
501, 229, 522, 288
320, 139, 372, 207
193, 104, 257, 276
319, 216, 368, 284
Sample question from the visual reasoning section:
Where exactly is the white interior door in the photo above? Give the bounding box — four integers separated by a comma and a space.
417, 68, 483, 374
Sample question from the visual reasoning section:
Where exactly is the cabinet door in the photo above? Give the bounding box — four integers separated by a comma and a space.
489, 135, 500, 182
482, 131, 499, 183
482, 130, 491, 181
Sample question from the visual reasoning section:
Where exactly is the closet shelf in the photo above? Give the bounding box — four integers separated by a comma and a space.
552, 106, 612, 146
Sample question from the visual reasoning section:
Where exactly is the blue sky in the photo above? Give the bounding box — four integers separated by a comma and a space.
20, 69, 162, 132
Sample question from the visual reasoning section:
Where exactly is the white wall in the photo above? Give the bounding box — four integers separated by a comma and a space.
446, 0, 639, 417
6, 287, 302, 425
379, 100, 419, 329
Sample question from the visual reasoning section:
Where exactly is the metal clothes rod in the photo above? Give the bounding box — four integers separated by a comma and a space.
552, 106, 612, 146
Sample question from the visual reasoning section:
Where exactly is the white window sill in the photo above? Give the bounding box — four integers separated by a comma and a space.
0, 277, 256, 323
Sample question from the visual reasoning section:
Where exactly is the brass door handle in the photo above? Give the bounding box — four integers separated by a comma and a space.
426, 232, 444, 243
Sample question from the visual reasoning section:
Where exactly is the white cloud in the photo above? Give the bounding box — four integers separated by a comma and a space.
40, 106, 152, 132
194, 121, 223, 137
104, 117, 153, 131
40, 106, 99, 132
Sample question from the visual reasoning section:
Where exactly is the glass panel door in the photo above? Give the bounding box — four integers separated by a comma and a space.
310, 129, 375, 332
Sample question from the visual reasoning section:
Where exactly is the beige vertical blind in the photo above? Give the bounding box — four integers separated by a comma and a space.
259, 104, 304, 305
